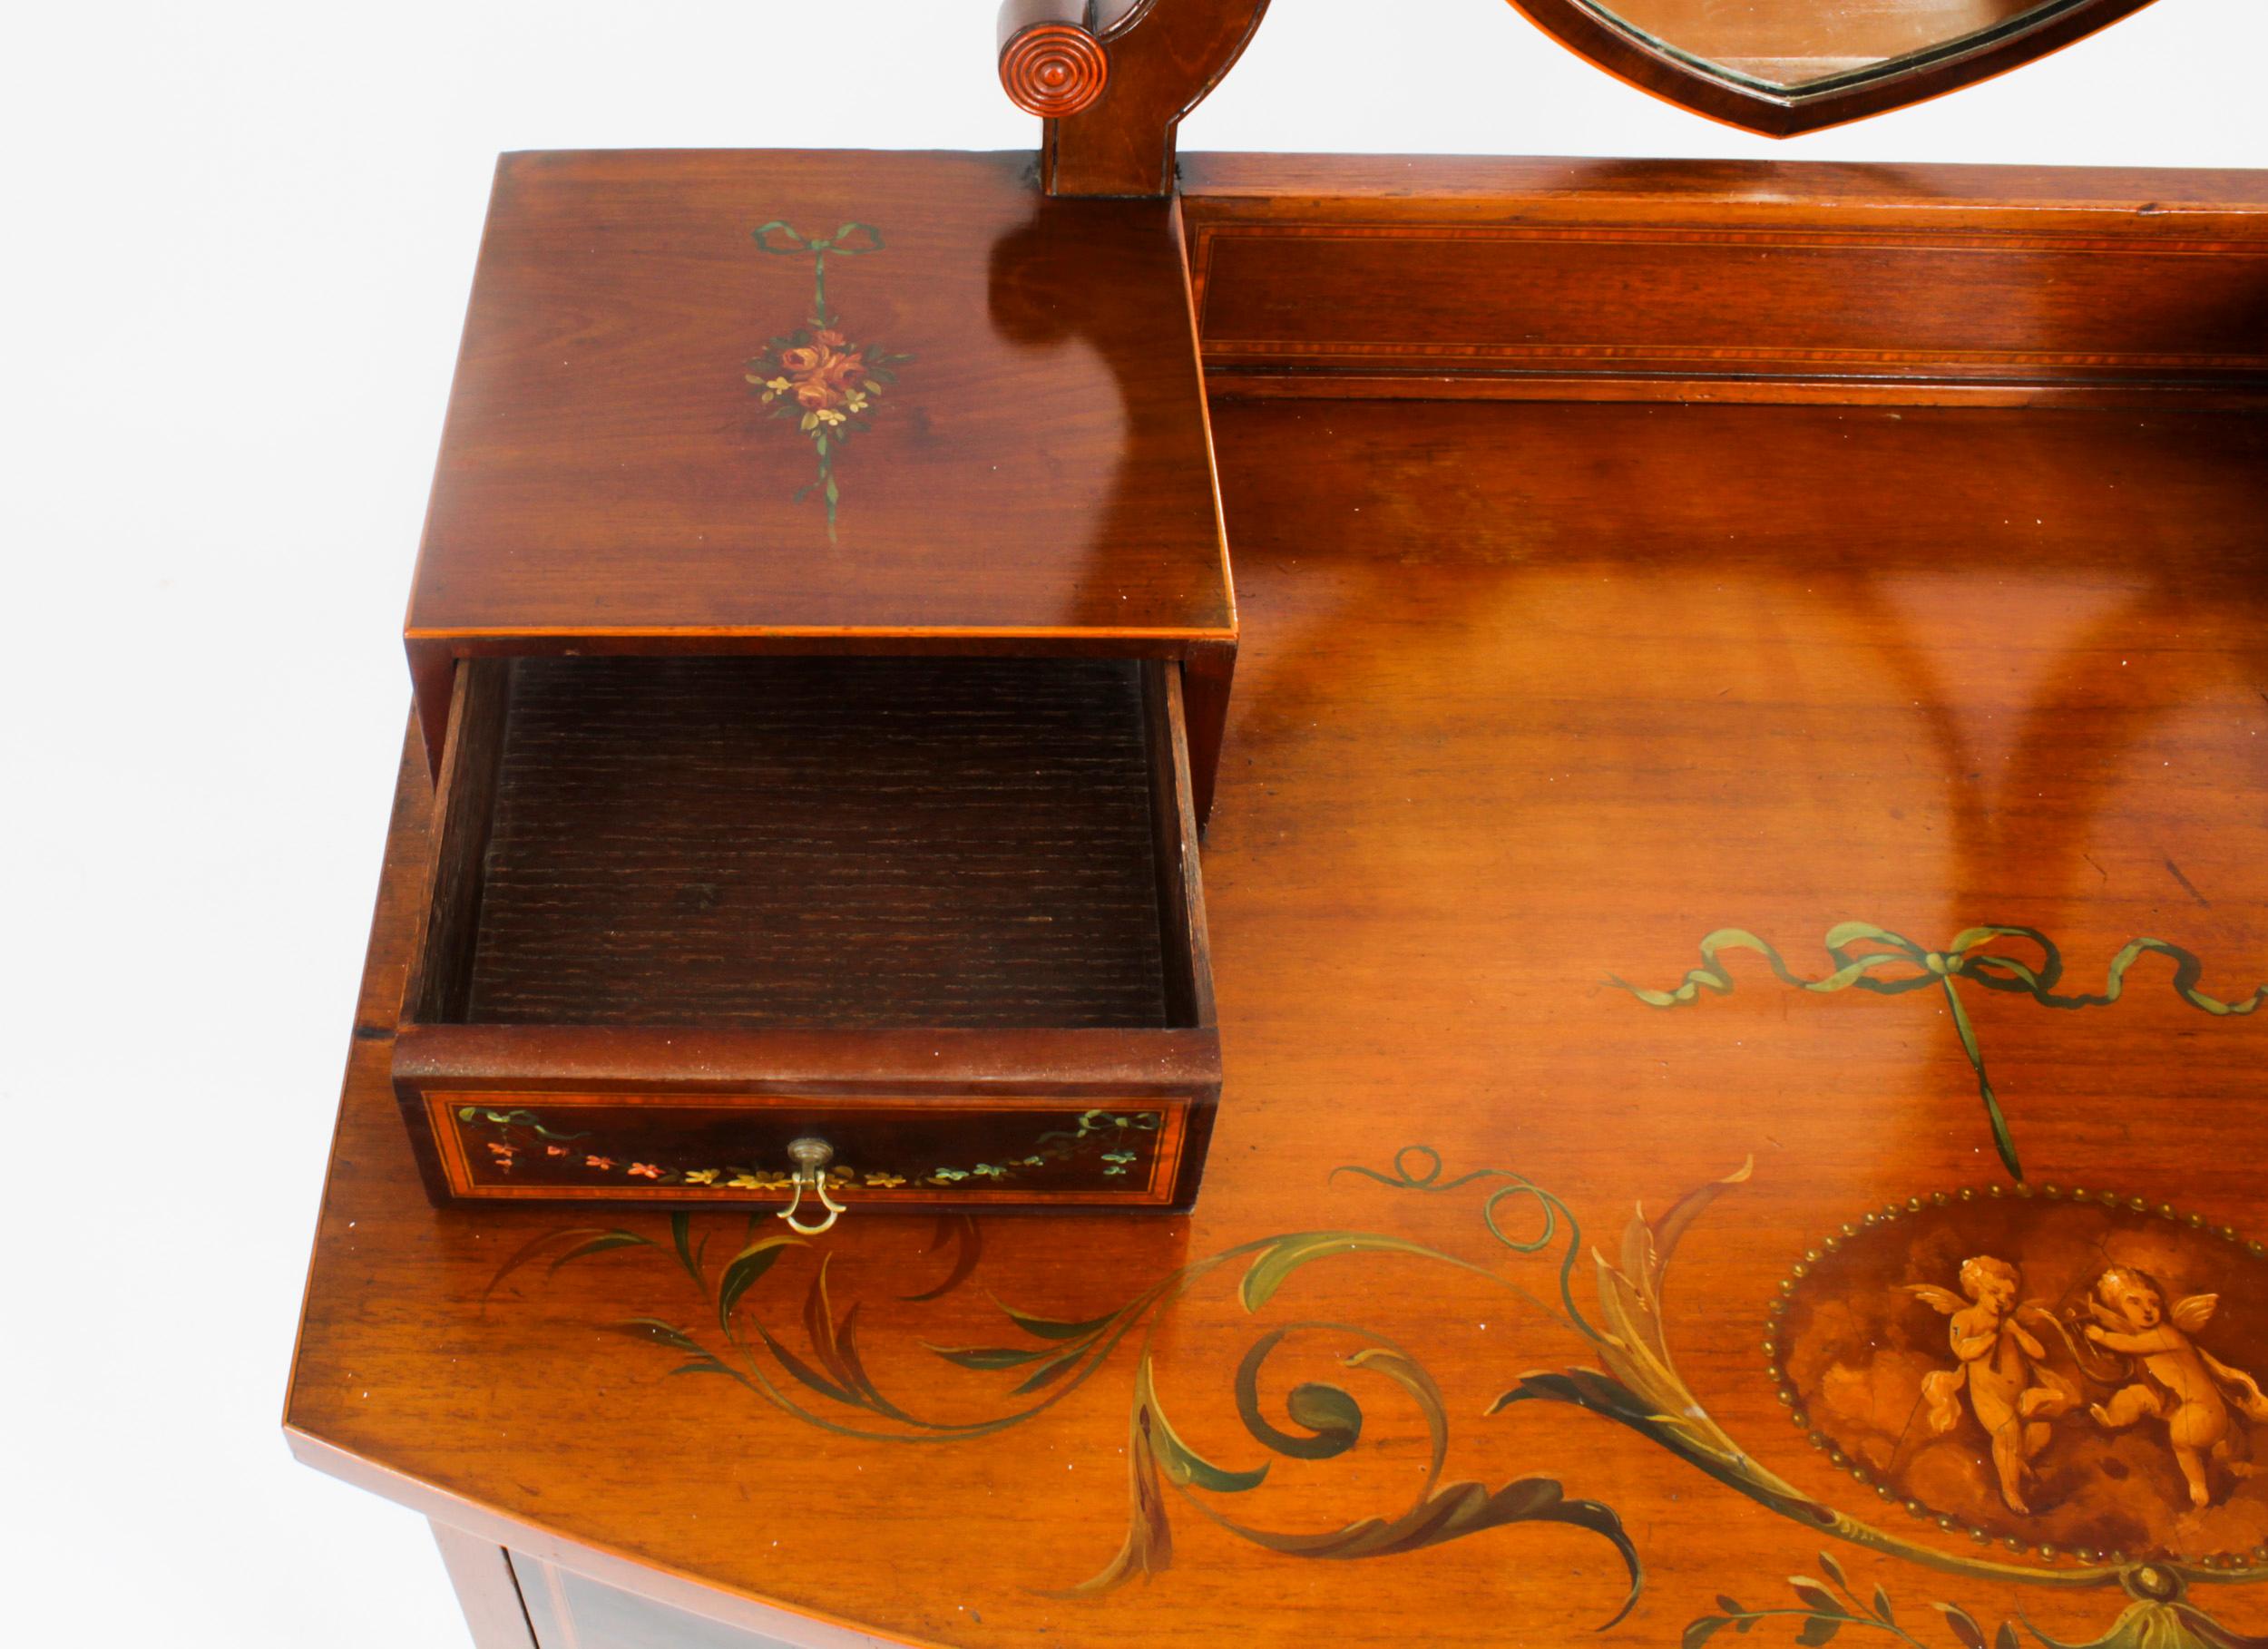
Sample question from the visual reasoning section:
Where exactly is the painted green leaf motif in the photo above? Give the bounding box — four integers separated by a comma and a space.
997, 1301, 1121, 1341
925, 1346, 1056, 1371
1141, 1361, 1267, 1495
1690, 1575, 2057, 1649
607, 1318, 705, 1354
716, 1235, 802, 1332
1343, 1347, 1449, 1478
482, 1226, 640, 1303
1012, 1341, 1101, 1395
1790, 1578, 1844, 1617
833, 1308, 920, 1426
1156, 1417, 1269, 1494
1491, 1366, 1620, 1418
896, 1215, 980, 1304
510, 1153, 2268, 1639
1490, 1366, 1841, 1533
1238, 1233, 1479, 1313
1233, 1326, 1381, 1462
545, 1231, 653, 1276
670, 1212, 700, 1285
751, 1320, 856, 1408
802, 1256, 859, 1394
1281, 1383, 1362, 1456
1210, 1473, 1644, 1627
1069, 1395, 1176, 1594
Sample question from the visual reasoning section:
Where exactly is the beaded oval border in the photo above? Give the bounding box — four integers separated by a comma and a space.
1764, 1183, 2268, 1574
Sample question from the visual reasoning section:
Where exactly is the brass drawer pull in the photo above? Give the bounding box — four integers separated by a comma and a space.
777, 1137, 846, 1235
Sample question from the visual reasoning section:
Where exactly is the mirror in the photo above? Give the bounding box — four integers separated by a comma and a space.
1507, 0, 2162, 134
1589, 0, 2059, 93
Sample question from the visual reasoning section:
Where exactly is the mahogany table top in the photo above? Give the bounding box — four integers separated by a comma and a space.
290, 397, 2268, 1647
404, 150, 1231, 646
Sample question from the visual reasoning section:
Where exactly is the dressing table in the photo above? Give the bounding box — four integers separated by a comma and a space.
286, 4, 2268, 1644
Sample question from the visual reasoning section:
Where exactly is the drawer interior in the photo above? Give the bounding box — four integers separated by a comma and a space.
406, 655, 1208, 1034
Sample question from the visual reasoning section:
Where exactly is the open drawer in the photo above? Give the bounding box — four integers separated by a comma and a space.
395, 654, 1218, 1214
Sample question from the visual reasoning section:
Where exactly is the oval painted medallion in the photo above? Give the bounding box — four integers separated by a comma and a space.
1773, 1187, 2268, 1566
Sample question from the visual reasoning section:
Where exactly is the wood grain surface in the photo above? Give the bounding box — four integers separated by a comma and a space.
401, 149, 1235, 776
294, 396, 2268, 1645
1037, 0, 1271, 197
1179, 155, 2268, 405
457, 657, 1173, 1031
407, 150, 1227, 640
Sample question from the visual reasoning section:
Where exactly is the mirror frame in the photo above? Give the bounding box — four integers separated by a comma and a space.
1504, 0, 2163, 135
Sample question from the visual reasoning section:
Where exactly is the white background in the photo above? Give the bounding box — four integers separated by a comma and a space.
6, 2, 2262, 1643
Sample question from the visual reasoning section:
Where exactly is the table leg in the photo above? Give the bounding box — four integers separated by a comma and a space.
431, 1520, 538, 1649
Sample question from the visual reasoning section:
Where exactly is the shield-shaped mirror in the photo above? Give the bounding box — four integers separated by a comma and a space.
1507, 0, 2163, 135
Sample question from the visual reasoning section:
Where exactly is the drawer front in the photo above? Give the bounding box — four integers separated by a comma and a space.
428, 1092, 1192, 1205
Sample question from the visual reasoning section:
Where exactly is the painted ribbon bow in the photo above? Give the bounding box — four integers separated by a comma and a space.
750, 220, 884, 327
1613, 922, 2264, 1182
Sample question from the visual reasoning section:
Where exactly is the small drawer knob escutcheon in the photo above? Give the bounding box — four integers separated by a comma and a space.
778, 1137, 846, 1235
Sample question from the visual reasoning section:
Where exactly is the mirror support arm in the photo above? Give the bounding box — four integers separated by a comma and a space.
1003, 0, 1273, 198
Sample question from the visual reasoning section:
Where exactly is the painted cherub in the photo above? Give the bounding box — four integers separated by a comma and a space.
1909, 1254, 2079, 1515
2083, 1266, 2268, 1509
